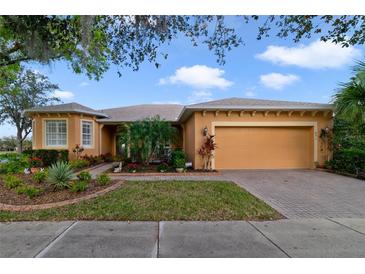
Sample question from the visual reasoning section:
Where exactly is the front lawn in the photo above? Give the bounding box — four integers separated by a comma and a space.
0, 180, 282, 221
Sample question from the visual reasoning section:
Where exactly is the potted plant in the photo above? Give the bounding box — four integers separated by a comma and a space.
157, 162, 169, 173
29, 157, 43, 173
175, 158, 185, 173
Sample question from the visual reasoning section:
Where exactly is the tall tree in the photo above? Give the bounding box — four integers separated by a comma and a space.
333, 62, 365, 133
0, 16, 241, 79
0, 136, 17, 151
0, 68, 59, 152
1, 16, 365, 80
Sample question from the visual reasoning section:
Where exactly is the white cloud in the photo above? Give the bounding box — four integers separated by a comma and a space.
79, 81, 90, 87
159, 65, 233, 89
54, 90, 75, 100
260, 73, 300, 90
187, 90, 213, 104
256, 40, 361, 69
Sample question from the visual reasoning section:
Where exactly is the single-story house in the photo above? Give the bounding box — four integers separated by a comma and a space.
25, 97, 334, 170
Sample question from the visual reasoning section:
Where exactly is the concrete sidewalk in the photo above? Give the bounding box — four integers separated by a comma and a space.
2, 218, 365, 258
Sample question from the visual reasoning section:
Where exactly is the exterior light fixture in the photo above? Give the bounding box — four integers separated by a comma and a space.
203, 126, 208, 136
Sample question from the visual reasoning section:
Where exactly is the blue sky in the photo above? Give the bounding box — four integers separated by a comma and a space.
1, 16, 364, 137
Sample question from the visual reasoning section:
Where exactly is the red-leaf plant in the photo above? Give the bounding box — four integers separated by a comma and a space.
72, 144, 84, 160
198, 134, 217, 170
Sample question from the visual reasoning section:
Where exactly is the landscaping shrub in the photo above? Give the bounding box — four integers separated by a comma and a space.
69, 159, 89, 169
16, 185, 42, 199
96, 173, 111, 186
28, 157, 43, 168
33, 170, 48, 183
70, 180, 88, 193
0, 153, 29, 174
77, 171, 92, 183
171, 149, 186, 168
157, 162, 169, 172
329, 148, 365, 174
23, 149, 69, 167
3, 175, 23, 189
81, 154, 103, 166
100, 153, 113, 162
47, 161, 74, 189
329, 118, 365, 175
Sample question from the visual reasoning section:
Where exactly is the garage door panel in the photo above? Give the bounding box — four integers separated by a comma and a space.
215, 127, 313, 169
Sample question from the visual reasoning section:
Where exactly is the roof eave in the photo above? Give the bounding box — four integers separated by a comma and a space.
178, 105, 334, 123
24, 109, 109, 118
185, 105, 334, 111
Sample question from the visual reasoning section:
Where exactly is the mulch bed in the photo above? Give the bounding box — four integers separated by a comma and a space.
0, 173, 119, 206
109, 171, 220, 176
108, 164, 219, 175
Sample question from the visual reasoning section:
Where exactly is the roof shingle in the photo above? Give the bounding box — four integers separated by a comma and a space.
98, 104, 184, 122
187, 97, 333, 109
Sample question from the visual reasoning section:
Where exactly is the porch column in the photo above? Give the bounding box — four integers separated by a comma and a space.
99, 124, 104, 155
181, 124, 186, 151
112, 133, 116, 156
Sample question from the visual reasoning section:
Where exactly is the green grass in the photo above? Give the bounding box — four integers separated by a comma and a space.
0, 151, 16, 155
0, 180, 282, 221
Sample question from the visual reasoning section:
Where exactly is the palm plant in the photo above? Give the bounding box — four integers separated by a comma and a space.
333, 61, 365, 132
118, 116, 177, 165
47, 161, 74, 189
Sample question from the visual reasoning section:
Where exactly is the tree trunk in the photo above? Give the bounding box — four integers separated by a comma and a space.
16, 128, 23, 154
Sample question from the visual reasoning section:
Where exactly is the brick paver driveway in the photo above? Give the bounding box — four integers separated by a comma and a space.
222, 170, 365, 219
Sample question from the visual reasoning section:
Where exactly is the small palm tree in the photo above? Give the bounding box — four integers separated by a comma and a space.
333, 61, 365, 132
47, 161, 74, 190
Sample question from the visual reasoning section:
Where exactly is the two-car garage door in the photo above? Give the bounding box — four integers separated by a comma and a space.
215, 126, 313, 169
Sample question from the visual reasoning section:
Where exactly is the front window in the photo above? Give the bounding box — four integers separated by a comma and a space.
82, 121, 93, 147
45, 120, 67, 146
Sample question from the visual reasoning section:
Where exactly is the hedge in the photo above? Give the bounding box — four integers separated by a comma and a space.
328, 148, 365, 175
23, 149, 69, 167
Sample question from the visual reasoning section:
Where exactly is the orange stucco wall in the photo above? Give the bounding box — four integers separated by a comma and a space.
184, 110, 333, 169
100, 125, 116, 155
31, 113, 102, 160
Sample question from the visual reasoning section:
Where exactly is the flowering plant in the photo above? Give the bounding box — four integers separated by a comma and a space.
127, 163, 139, 173
28, 157, 43, 168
